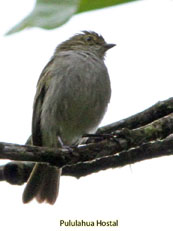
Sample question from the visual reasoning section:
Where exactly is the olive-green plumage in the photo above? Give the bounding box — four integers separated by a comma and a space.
22, 31, 115, 204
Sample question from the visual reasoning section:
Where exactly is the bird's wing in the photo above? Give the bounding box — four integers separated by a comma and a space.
32, 58, 54, 146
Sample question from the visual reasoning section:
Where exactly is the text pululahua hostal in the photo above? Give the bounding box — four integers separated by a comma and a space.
60, 220, 118, 227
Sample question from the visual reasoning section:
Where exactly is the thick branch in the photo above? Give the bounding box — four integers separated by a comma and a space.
96, 97, 173, 135
0, 97, 173, 185
2, 135, 173, 183
0, 140, 121, 167
1, 112, 173, 168
63, 135, 173, 177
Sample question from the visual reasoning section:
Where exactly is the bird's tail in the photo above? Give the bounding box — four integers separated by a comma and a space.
22, 163, 61, 205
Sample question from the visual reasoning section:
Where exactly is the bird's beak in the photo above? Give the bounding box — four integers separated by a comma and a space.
104, 43, 116, 50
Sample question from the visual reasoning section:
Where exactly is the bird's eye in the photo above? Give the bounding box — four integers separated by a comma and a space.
85, 36, 93, 42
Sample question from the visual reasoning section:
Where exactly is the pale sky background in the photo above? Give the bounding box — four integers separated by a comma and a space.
0, 0, 173, 230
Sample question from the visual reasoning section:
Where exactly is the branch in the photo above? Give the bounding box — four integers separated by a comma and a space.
96, 97, 173, 135
0, 97, 173, 185
63, 134, 173, 177
2, 135, 173, 183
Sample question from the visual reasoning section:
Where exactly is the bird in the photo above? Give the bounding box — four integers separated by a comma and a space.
22, 31, 115, 204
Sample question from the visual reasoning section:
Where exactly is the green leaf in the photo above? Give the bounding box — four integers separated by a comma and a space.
6, 0, 79, 35
77, 0, 138, 13
6, 0, 138, 35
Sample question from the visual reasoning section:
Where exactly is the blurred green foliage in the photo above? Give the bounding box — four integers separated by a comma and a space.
6, 0, 138, 35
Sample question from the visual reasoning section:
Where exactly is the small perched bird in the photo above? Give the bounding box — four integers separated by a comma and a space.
22, 31, 115, 204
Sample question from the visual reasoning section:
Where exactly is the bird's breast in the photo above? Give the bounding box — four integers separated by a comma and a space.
41, 51, 111, 146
